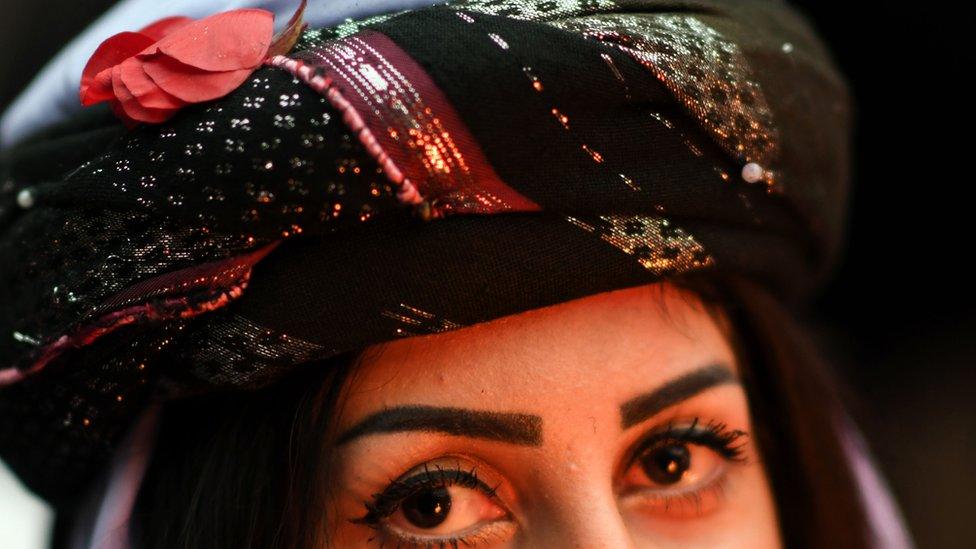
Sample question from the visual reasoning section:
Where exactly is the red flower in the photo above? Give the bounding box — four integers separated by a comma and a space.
80, 2, 306, 125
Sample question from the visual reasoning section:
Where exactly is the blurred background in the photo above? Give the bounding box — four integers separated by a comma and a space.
0, 1, 972, 548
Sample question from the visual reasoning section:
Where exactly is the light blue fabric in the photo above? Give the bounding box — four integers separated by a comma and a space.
0, 0, 445, 149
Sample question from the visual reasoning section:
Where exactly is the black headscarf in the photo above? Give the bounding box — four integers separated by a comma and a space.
0, 0, 849, 502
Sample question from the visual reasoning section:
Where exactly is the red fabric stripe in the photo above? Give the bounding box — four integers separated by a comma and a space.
282, 31, 541, 217
0, 244, 278, 386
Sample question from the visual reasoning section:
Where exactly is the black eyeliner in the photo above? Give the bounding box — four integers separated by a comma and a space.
352, 463, 497, 526
631, 418, 748, 463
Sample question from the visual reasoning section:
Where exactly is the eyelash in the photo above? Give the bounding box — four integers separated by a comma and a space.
353, 462, 502, 545
631, 417, 748, 463
354, 418, 749, 545
622, 417, 748, 513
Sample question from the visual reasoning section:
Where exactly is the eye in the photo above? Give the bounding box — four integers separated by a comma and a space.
640, 443, 693, 485
355, 461, 516, 546
619, 420, 747, 516
387, 480, 506, 536
623, 440, 725, 490
400, 485, 452, 528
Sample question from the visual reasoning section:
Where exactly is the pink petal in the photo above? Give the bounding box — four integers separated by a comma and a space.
150, 9, 274, 72
142, 54, 254, 103
139, 16, 194, 40
111, 65, 180, 124
83, 68, 116, 106
109, 101, 141, 129
80, 31, 156, 105
118, 57, 187, 110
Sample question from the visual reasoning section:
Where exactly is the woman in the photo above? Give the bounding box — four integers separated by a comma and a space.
0, 0, 910, 547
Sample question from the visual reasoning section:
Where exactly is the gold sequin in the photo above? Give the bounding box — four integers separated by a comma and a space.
382, 303, 462, 336
548, 14, 779, 187
567, 215, 713, 275
296, 33, 533, 215
459, 0, 616, 20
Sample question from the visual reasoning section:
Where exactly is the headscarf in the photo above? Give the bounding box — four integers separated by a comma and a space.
0, 1, 906, 545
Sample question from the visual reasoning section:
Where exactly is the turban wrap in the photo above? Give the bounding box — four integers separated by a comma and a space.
0, 0, 850, 502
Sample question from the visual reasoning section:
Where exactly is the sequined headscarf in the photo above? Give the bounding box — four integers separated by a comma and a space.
0, 0, 857, 523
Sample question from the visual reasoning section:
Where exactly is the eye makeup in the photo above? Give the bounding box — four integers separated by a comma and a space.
341, 367, 754, 546
618, 417, 749, 517
628, 417, 748, 464
353, 462, 500, 525
348, 417, 751, 544
352, 458, 514, 548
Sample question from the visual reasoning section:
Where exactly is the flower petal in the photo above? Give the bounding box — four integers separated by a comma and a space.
111, 64, 180, 124
80, 31, 156, 105
83, 68, 116, 106
108, 101, 140, 129
142, 54, 254, 103
118, 57, 187, 110
151, 9, 274, 72
139, 16, 194, 40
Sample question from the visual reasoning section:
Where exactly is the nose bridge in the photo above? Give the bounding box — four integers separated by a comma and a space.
517, 454, 638, 549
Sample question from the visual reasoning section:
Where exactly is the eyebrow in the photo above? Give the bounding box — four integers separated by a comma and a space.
336, 405, 543, 447
620, 364, 739, 428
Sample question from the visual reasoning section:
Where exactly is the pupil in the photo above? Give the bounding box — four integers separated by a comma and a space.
641, 444, 691, 485
402, 486, 452, 529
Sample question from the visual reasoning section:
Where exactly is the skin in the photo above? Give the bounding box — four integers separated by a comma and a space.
327, 283, 781, 548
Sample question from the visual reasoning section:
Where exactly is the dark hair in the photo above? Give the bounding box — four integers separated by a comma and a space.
688, 275, 869, 548
128, 353, 359, 548
125, 276, 869, 548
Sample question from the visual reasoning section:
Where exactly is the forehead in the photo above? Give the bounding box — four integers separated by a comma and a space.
340, 283, 738, 417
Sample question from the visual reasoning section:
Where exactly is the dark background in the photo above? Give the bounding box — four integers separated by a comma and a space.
1, 2, 972, 548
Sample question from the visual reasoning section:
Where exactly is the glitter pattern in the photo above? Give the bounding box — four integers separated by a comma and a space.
181, 313, 327, 389
567, 215, 713, 275
0, 66, 399, 377
457, 0, 616, 20
297, 37, 468, 206
0, 63, 409, 498
382, 303, 463, 337
0, 245, 276, 386
288, 31, 540, 216
548, 14, 779, 187
430, 1, 779, 187
0, 322, 184, 497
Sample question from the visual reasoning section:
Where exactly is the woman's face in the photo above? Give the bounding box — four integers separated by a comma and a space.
328, 283, 780, 548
